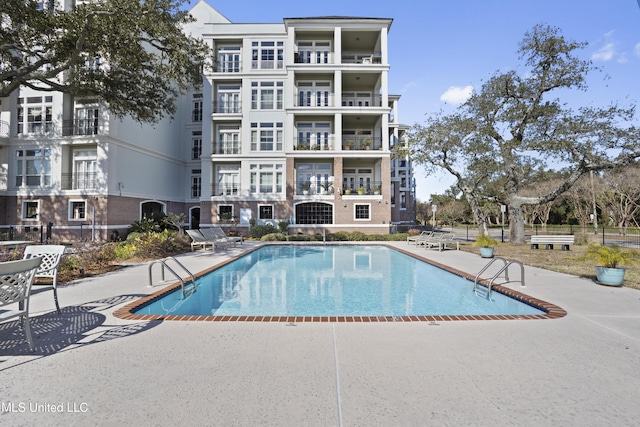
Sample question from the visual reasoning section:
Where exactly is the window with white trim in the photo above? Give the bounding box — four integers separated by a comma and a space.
73, 149, 97, 190
22, 200, 40, 220
191, 169, 201, 198
354, 204, 371, 220
69, 200, 87, 220
259, 205, 274, 220
252, 41, 284, 69
216, 125, 240, 155
75, 106, 99, 135
15, 148, 51, 187
298, 81, 331, 107
192, 131, 202, 160
192, 93, 203, 122
250, 163, 283, 194
216, 85, 240, 113
251, 81, 284, 110
216, 164, 240, 196
251, 122, 283, 152
297, 41, 330, 64
16, 96, 53, 135
296, 122, 331, 150
217, 45, 241, 72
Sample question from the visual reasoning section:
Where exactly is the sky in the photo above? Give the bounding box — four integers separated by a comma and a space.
187, 0, 640, 202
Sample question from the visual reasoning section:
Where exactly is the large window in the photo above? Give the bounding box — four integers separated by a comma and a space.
250, 163, 283, 194
16, 96, 53, 135
251, 122, 283, 152
342, 168, 373, 193
296, 163, 332, 194
75, 107, 99, 135
192, 131, 202, 160
216, 165, 240, 196
217, 46, 241, 72
73, 149, 97, 189
216, 85, 240, 113
355, 204, 371, 220
15, 149, 51, 187
297, 82, 331, 107
296, 122, 331, 150
297, 41, 330, 64
216, 125, 240, 155
251, 81, 284, 110
192, 93, 203, 122
295, 202, 333, 224
191, 169, 201, 198
252, 41, 284, 69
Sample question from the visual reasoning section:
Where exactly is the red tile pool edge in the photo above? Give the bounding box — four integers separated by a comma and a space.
113, 244, 567, 322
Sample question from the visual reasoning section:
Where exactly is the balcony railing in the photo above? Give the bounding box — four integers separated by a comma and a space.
210, 60, 242, 73
341, 94, 382, 107
212, 101, 242, 114
342, 136, 383, 151
341, 51, 382, 64
62, 119, 101, 136
61, 172, 98, 190
294, 93, 335, 107
213, 141, 241, 155
212, 184, 240, 197
342, 181, 382, 196
294, 51, 333, 65
0, 120, 9, 138
295, 180, 336, 196
294, 137, 335, 151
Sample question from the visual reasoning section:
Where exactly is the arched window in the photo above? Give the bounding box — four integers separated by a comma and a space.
140, 201, 165, 221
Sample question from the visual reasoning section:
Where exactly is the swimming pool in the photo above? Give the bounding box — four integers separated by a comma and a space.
118, 245, 565, 322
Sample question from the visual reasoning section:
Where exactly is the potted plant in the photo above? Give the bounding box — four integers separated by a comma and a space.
356, 186, 366, 195
373, 185, 381, 195
344, 188, 351, 195
474, 233, 498, 258
363, 137, 372, 150
300, 181, 311, 195
581, 243, 638, 286
344, 140, 354, 150
321, 181, 332, 195
296, 144, 307, 151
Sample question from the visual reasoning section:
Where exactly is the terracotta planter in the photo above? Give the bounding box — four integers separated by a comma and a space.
595, 266, 626, 286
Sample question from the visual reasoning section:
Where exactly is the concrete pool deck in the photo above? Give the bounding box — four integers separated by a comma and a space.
1, 241, 639, 426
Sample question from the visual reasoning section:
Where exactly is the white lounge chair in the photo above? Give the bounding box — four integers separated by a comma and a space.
407, 231, 433, 246
23, 245, 66, 314
0, 257, 43, 352
211, 226, 243, 246
186, 229, 216, 251
199, 228, 230, 250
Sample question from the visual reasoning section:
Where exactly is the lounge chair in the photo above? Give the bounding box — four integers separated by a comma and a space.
199, 228, 230, 250
407, 231, 433, 246
210, 226, 243, 246
186, 229, 216, 251
23, 245, 66, 314
422, 233, 460, 251
0, 257, 43, 351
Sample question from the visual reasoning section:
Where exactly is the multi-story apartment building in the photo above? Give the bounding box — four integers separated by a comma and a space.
0, 1, 415, 242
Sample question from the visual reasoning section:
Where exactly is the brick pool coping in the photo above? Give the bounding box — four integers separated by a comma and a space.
113, 244, 567, 322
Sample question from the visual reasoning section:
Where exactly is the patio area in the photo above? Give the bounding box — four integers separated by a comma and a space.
1, 241, 639, 426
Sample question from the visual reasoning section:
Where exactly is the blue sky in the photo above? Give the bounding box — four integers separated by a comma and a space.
188, 0, 640, 201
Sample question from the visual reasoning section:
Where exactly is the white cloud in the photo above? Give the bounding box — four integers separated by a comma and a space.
592, 42, 616, 61
439, 85, 473, 104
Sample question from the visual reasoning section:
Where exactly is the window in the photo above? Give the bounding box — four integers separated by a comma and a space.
216, 165, 240, 196
69, 200, 87, 220
191, 169, 201, 198
73, 149, 97, 189
400, 192, 407, 209
342, 168, 373, 192
251, 81, 284, 110
295, 202, 333, 224
15, 149, 51, 187
192, 94, 203, 122
298, 82, 331, 107
296, 163, 332, 194
16, 96, 53, 135
218, 205, 233, 221
216, 85, 240, 113
259, 205, 274, 220
22, 200, 39, 220
216, 125, 240, 154
192, 131, 202, 160
252, 41, 284, 69
297, 41, 330, 64
217, 46, 241, 72
391, 182, 396, 205
249, 163, 283, 194
355, 204, 371, 220
296, 122, 331, 150
75, 107, 99, 135
251, 122, 283, 152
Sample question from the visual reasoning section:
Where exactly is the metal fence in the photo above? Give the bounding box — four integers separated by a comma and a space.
529, 225, 640, 249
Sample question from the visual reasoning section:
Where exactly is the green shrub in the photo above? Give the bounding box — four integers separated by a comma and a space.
249, 224, 277, 239
278, 221, 290, 234
261, 233, 287, 241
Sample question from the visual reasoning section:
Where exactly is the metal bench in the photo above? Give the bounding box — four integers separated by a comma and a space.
530, 235, 575, 251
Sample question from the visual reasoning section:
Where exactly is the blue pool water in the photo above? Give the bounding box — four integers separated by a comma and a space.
135, 245, 544, 317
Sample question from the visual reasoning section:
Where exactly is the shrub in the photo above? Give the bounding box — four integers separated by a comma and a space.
278, 221, 290, 234
249, 224, 277, 239
261, 233, 287, 241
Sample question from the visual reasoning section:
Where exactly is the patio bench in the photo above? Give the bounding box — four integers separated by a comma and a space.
530, 235, 574, 251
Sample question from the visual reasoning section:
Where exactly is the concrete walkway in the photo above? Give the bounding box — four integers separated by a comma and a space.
1, 242, 639, 426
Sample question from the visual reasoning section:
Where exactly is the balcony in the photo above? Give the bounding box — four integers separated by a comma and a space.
0, 120, 9, 138
212, 101, 242, 114
61, 119, 101, 137
210, 59, 242, 73
296, 180, 335, 196
341, 94, 382, 107
342, 136, 382, 151
213, 141, 241, 155
294, 137, 334, 151
61, 173, 98, 190
294, 93, 334, 108
294, 50, 333, 65
342, 181, 382, 196
211, 184, 240, 197
341, 51, 382, 64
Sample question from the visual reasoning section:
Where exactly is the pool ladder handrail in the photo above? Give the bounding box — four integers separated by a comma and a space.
473, 257, 525, 300
148, 256, 196, 298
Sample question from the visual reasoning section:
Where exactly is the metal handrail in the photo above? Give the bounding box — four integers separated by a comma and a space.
148, 256, 196, 298
473, 257, 525, 300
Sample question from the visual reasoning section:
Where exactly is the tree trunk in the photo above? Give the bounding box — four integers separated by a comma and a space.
508, 204, 527, 244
